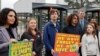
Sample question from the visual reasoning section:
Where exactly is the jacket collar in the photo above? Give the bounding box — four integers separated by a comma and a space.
49, 21, 58, 28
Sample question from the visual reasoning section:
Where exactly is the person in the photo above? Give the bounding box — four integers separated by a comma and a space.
89, 22, 100, 53
62, 14, 82, 35
0, 8, 18, 56
78, 9, 88, 34
78, 9, 88, 56
43, 9, 60, 56
81, 23, 99, 56
88, 18, 97, 23
21, 18, 43, 56
62, 14, 82, 56
89, 18, 99, 43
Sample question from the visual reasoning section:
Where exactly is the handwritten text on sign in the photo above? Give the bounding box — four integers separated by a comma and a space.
9, 41, 32, 56
54, 33, 80, 52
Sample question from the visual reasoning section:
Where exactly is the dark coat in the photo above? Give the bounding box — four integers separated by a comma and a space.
43, 21, 60, 50
0, 26, 18, 56
62, 25, 82, 35
21, 31, 43, 56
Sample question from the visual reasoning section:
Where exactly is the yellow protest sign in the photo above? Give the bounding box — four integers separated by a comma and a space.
9, 41, 32, 56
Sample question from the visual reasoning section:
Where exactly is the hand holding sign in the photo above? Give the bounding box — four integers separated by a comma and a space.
23, 39, 29, 41
33, 51, 36, 56
51, 49, 55, 55
10, 38, 18, 43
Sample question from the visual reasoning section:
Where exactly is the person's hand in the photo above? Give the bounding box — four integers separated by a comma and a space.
51, 49, 55, 55
10, 38, 17, 43
23, 39, 29, 41
33, 51, 36, 56
30, 39, 34, 42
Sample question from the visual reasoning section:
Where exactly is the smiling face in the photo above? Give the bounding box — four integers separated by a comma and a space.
6, 11, 15, 25
28, 19, 37, 30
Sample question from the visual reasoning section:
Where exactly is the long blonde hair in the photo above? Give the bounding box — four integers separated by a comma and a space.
26, 18, 38, 36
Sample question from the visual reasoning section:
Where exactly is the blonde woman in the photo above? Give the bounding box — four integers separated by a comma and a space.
21, 18, 43, 56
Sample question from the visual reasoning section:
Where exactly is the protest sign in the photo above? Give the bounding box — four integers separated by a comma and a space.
54, 33, 80, 56
9, 41, 32, 56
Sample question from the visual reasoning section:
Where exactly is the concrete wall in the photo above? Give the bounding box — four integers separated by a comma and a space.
56, 0, 68, 5
14, 0, 46, 13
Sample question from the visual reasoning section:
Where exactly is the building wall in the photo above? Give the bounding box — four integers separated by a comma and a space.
56, 0, 68, 5
14, 0, 33, 13
45, 0, 56, 4
14, 0, 46, 13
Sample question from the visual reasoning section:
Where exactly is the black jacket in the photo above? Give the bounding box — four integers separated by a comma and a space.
62, 25, 82, 35
21, 32, 43, 56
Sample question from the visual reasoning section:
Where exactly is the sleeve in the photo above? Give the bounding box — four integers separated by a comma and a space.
81, 35, 87, 56
43, 26, 52, 50
34, 34, 43, 53
99, 32, 100, 48
0, 32, 10, 52
96, 36, 100, 56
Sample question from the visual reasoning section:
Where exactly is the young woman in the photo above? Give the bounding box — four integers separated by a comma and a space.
21, 18, 43, 56
62, 14, 82, 35
62, 14, 83, 56
81, 23, 99, 56
0, 8, 18, 56
89, 22, 98, 37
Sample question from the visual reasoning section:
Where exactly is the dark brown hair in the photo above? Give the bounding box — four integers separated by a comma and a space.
49, 9, 59, 15
0, 8, 18, 28
89, 22, 98, 29
66, 14, 79, 26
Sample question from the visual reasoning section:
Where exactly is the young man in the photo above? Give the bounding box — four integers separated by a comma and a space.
43, 9, 60, 56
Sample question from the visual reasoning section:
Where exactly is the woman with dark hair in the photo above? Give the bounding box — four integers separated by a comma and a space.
0, 8, 18, 56
21, 18, 43, 56
62, 14, 82, 35
62, 14, 82, 56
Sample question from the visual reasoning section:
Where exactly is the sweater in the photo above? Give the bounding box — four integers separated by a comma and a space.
81, 34, 99, 56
